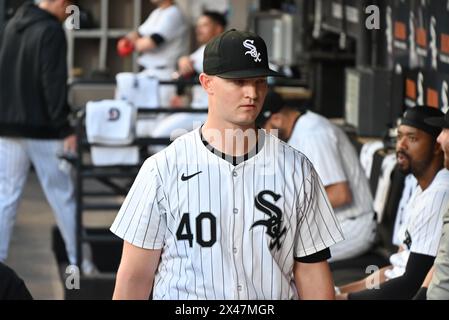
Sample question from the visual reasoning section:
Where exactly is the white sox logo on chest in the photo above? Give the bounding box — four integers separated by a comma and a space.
251, 190, 286, 251
243, 39, 262, 63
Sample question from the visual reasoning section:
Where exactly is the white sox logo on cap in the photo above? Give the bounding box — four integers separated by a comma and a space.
243, 39, 261, 63
203, 29, 281, 78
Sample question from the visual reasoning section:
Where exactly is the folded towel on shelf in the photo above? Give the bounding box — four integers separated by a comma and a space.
90, 146, 139, 166
85, 99, 139, 166
86, 99, 136, 145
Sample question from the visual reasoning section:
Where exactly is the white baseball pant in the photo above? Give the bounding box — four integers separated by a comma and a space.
0, 137, 77, 265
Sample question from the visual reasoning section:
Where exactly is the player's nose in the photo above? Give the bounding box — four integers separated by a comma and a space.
396, 135, 408, 150
243, 82, 258, 101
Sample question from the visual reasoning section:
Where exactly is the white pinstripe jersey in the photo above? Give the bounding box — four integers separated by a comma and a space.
110, 128, 344, 300
288, 111, 374, 221
400, 169, 449, 256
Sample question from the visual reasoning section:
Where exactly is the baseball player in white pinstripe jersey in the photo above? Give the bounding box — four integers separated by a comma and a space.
336, 106, 449, 300
111, 29, 344, 300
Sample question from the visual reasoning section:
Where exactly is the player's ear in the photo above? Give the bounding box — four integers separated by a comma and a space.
270, 113, 283, 127
199, 73, 214, 94
433, 140, 443, 156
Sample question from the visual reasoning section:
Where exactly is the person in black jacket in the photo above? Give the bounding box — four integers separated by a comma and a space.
0, 0, 79, 268
0, 262, 33, 300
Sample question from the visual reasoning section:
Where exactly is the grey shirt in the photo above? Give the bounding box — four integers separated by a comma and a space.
428, 208, 449, 300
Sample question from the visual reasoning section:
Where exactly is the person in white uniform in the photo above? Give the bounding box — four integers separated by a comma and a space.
336, 106, 449, 300
258, 91, 375, 262
111, 29, 344, 300
124, 0, 188, 107
148, 11, 227, 154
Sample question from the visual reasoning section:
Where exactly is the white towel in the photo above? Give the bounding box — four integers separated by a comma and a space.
115, 72, 160, 109
384, 249, 410, 280
360, 141, 384, 178
86, 100, 136, 145
85, 99, 139, 166
90, 146, 139, 166
373, 153, 397, 222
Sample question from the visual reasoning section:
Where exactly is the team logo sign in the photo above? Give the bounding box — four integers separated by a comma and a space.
430, 16, 438, 70
442, 81, 449, 112
243, 39, 262, 63
251, 190, 286, 251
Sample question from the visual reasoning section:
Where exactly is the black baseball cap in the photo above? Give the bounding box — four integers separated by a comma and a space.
203, 29, 282, 79
425, 110, 449, 129
256, 90, 285, 126
400, 106, 445, 138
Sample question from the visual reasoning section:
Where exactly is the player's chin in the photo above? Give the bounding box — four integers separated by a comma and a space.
233, 114, 258, 126
237, 108, 259, 120
397, 163, 411, 174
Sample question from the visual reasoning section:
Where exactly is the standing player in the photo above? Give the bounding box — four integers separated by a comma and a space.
123, 0, 188, 107
0, 0, 79, 268
111, 29, 344, 300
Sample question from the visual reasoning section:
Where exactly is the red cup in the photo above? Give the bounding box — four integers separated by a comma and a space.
117, 38, 134, 57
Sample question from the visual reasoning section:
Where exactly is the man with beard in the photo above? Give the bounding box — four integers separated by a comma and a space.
257, 91, 375, 262
337, 106, 449, 300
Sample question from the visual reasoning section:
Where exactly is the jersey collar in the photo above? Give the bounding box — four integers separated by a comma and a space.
199, 126, 265, 166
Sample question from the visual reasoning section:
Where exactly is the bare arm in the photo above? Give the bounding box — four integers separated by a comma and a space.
421, 265, 435, 288
336, 265, 392, 299
125, 31, 157, 52
325, 182, 352, 209
294, 261, 335, 300
134, 36, 158, 53
126, 31, 140, 42
177, 56, 195, 77
112, 241, 162, 300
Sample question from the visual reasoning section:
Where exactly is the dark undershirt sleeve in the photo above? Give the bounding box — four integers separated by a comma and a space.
295, 248, 331, 264
348, 252, 434, 300
412, 287, 428, 300
150, 33, 165, 46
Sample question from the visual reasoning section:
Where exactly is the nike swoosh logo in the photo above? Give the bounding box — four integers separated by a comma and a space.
181, 171, 202, 181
